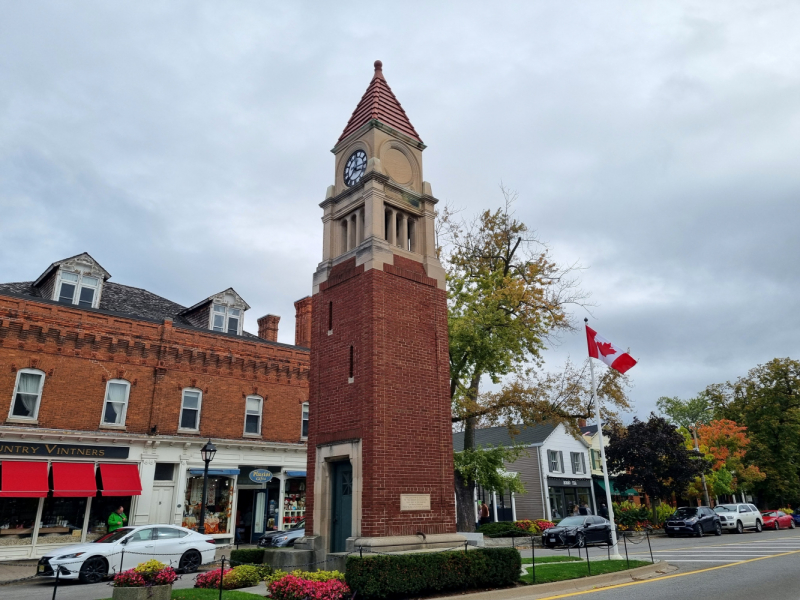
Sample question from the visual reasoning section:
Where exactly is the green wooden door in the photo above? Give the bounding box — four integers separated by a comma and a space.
330, 461, 353, 552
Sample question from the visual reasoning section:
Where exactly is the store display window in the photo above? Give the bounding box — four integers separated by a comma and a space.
37, 497, 87, 545
0, 498, 39, 546
87, 497, 132, 542
283, 478, 306, 526
183, 475, 233, 534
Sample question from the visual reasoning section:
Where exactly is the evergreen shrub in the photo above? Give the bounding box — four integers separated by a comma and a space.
345, 547, 521, 599
476, 521, 517, 536
230, 548, 266, 566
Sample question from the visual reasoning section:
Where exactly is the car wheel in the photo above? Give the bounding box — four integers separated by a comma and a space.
694, 524, 703, 538
715, 523, 722, 536
775, 521, 780, 530
78, 556, 108, 584
755, 520, 763, 533
736, 521, 744, 534
179, 549, 202, 574
576, 533, 586, 548
790, 520, 796, 529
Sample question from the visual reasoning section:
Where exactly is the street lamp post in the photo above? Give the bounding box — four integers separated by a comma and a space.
197, 439, 217, 535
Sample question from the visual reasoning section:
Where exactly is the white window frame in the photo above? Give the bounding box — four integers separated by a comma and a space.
548, 450, 564, 473
209, 303, 243, 336
53, 269, 101, 309
178, 388, 203, 432
243, 395, 263, 436
100, 379, 131, 428
301, 402, 309, 439
8, 368, 45, 422
571, 452, 587, 475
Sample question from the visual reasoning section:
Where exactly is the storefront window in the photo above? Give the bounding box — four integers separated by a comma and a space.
577, 489, 593, 514
283, 478, 306, 527
36, 497, 87, 545
183, 475, 233, 534
548, 487, 565, 520
0, 498, 39, 546
87, 497, 132, 542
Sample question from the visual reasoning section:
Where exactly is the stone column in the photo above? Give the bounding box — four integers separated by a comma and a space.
345, 217, 352, 252
408, 219, 417, 253
388, 209, 397, 246
399, 213, 408, 250
356, 209, 363, 244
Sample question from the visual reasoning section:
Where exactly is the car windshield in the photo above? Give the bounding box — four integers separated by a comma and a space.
761, 511, 777, 517
714, 505, 736, 513
673, 508, 698, 517
94, 528, 134, 543
291, 520, 305, 530
556, 517, 586, 527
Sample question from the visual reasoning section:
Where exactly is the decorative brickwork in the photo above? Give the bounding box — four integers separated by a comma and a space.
293, 297, 312, 348
306, 254, 456, 537
0, 294, 309, 443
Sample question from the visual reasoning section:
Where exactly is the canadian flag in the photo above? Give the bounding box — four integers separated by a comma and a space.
586, 325, 637, 374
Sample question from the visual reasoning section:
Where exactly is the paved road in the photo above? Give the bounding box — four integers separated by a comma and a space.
2, 529, 799, 599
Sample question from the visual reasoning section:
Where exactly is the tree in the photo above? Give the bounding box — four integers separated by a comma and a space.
453, 445, 525, 503
706, 358, 800, 506
606, 414, 710, 522
657, 394, 714, 505
440, 191, 631, 531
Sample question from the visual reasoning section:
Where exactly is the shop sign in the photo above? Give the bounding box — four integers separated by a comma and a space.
249, 469, 273, 483
0, 442, 129, 459
547, 477, 587, 487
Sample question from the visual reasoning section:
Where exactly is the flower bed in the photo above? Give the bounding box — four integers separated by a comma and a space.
269, 574, 350, 600
113, 560, 178, 587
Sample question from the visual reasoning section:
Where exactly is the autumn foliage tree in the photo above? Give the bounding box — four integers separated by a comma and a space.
440, 190, 631, 531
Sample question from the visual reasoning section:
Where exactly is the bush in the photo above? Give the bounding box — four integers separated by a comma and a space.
195, 568, 232, 589
612, 501, 651, 528
345, 547, 521, 600
265, 569, 289, 586
513, 519, 556, 534
270, 575, 350, 600
196, 565, 262, 590
114, 560, 177, 588
476, 521, 517, 537
230, 548, 265, 566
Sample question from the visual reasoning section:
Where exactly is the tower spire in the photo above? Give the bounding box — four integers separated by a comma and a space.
337, 60, 421, 144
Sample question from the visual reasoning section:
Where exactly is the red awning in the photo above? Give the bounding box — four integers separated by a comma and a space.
52, 462, 97, 497
0, 461, 49, 497
99, 463, 142, 496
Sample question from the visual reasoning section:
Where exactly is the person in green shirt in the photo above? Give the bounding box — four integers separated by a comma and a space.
108, 506, 127, 532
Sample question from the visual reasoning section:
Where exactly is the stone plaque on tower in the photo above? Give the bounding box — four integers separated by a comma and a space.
301, 61, 463, 557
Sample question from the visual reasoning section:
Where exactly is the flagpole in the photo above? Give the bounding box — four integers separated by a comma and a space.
586, 318, 623, 560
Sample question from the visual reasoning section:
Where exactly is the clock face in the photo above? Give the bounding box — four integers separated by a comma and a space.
343, 150, 367, 187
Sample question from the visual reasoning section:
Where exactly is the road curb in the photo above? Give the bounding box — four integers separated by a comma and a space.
442, 560, 667, 600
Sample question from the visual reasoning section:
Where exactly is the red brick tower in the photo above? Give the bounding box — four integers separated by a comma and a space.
303, 61, 460, 554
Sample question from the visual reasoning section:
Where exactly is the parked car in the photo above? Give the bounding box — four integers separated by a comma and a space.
258, 519, 305, 548
665, 506, 721, 537
761, 510, 796, 530
543, 516, 611, 548
36, 525, 215, 584
714, 504, 763, 533
793, 509, 800, 526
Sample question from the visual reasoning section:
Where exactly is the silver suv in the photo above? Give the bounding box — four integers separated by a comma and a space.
714, 504, 763, 533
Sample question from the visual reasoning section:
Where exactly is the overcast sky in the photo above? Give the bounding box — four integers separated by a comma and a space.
1, 2, 798, 420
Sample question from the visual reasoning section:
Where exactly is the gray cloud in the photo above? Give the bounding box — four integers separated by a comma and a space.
1, 1, 798, 419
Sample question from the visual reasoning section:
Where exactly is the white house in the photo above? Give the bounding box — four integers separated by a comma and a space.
453, 423, 596, 523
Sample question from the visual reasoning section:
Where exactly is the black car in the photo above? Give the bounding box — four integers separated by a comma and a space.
543, 516, 612, 548
665, 506, 721, 537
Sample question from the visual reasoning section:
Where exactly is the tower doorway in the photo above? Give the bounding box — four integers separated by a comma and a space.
330, 461, 353, 552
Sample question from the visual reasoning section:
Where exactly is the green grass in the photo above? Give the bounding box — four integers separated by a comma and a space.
100, 590, 263, 600
521, 556, 583, 564
520, 559, 652, 584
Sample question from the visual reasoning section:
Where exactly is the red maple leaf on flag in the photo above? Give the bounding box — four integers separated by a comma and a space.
596, 341, 617, 357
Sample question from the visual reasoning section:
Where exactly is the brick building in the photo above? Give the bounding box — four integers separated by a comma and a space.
0, 252, 311, 559
302, 61, 460, 557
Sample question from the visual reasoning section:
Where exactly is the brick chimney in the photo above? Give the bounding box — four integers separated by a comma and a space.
257, 314, 280, 342
578, 418, 587, 428
294, 296, 312, 348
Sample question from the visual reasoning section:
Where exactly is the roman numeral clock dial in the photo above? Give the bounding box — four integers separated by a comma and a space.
343, 150, 367, 187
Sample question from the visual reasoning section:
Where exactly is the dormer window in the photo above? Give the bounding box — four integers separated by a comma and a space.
211, 304, 242, 335
55, 270, 101, 308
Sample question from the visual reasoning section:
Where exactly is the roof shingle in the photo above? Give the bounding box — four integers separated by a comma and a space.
452, 423, 557, 451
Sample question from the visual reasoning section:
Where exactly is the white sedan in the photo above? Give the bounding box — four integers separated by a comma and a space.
36, 525, 216, 583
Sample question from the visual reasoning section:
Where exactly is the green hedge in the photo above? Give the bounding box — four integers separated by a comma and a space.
476, 521, 517, 537
229, 548, 265, 566
345, 547, 521, 600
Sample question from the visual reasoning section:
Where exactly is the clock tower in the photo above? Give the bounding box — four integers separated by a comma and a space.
303, 61, 461, 556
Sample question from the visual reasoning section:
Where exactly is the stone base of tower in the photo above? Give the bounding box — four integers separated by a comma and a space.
345, 533, 467, 553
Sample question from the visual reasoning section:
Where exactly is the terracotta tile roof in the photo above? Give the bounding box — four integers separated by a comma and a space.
337, 60, 422, 144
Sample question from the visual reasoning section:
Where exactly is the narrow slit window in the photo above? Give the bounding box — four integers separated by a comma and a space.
349, 346, 354, 379
301, 402, 309, 438
328, 302, 333, 332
